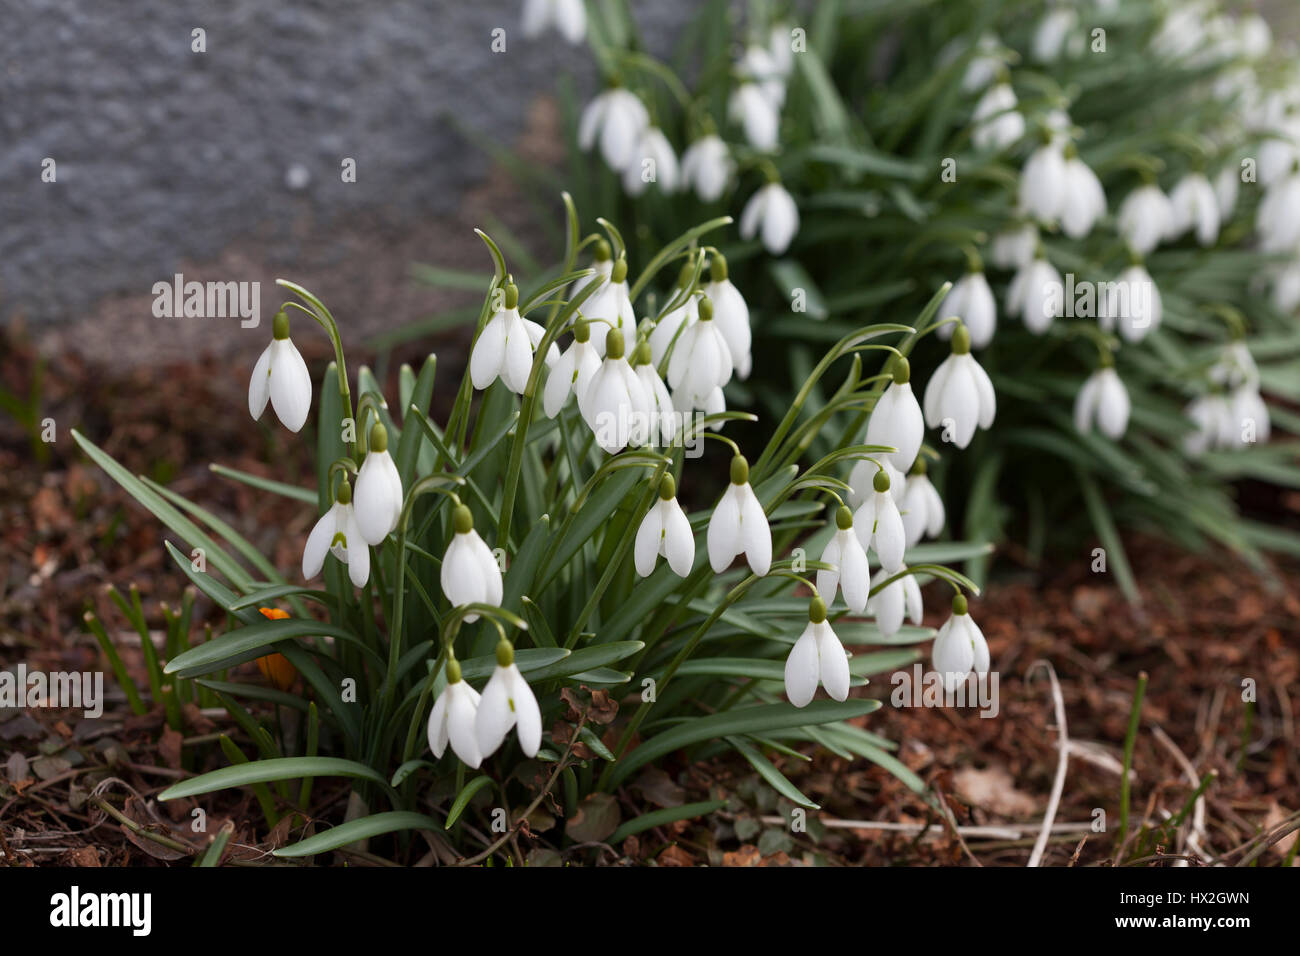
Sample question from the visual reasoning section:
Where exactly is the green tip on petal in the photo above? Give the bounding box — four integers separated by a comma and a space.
495, 640, 515, 667
710, 254, 728, 283
658, 473, 676, 500
335, 479, 352, 505
593, 238, 612, 262
369, 423, 388, 453
836, 505, 853, 530
729, 454, 749, 486
503, 281, 519, 310
809, 596, 827, 624
872, 468, 891, 494
605, 328, 625, 360
611, 257, 628, 284
952, 593, 968, 616
272, 310, 290, 340
446, 657, 463, 684
453, 504, 474, 534
698, 296, 714, 321
892, 356, 911, 385
952, 324, 971, 355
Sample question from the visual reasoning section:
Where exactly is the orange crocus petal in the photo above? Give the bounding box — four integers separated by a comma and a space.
257, 653, 297, 691
259, 607, 291, 621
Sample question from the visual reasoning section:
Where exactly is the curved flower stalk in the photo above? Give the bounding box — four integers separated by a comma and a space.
923, 325, 996, 449
634, 473, 695, 577
703, 254, 752, 380
864, 357, 924, 471
582, 328, 650, 454
302, 478, 369, 588
817, 506, 870, 613
1074, 365, 1131, 440
354, 424, 403, 545
681, 133, 734, 202
707, 454, 771, 575
938, 269, 997, 349
579, 86, 650, 172
440, 504, 504, 623
427, 656, 482, 768
667, 295, 732, 412
739, 181, 799, 255
853, 467, 906, 573
249, 310, 312, 433
931, 594, 990, 691
899, 458, 945, 549
521, 0, 586, 45
783, 597, 850, 708
477, 640, 542, 759
543, 316, 601, 419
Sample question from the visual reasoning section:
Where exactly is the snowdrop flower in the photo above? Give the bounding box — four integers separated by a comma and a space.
1209, 341, 1260, 389
521, 0, 585, 45
477, 641, 542, 759
249, 311, 312, 433
740, 181, 799, 255
784, 597, 850, 708
584, 257, 636, 356
989, 223, 1039, 271
728, 80, 780, 152
469, 281, 552, 394
1168, 172, 1220, 246
848, 457, 905, 509
1183, 393, 1235, 455
623, 126, 679, 197
649, 269, 700, 366
958, 33, 1005, 93
1032, 6, 1078, 63
680, 134, 734, 202
1006, 252, 1064, 334
870, 564, 923, 639
972, 81, 1024, 152
931, 594, 990, 691
427, 658, 482, 768
1074, 365, 1131, 440
937, 269, 997, 349
667, 295, 732, 412
924, 325, 997, 449
703, 255, 752, 380
1118, 183, 1175, 256
1272, 262, 1300, 314
582, 328, 650, 454
543, 316, 601, 419
1099, 263, 1162, 343
632, 342, 675, 446
768, 23, 796, 78
817, 507, 870, 613
739, 43, 787, 110
853, 468, 907, 573
1258, 168, 1300, 253
1214, 166, 1240, 222
635, 474, 695, 578
354, 424, 403, 545
1236, 14, 1272, 61
1257, 136, 1299, 189
570, 239, 612, 301
1230, 385, 1271, 447
1059, 146, 1107, 239
707, 455, 771, 576
579, 86, 650, 172
866, 358, 924, 471
440, 504, 503, 622
1019, 139, 1067, 224
900, 458, 945, 549
302, 479, 370, 589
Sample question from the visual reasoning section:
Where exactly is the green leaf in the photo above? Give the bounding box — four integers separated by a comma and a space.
445, 775, 496, 829
606, 800, 728, 845
727, 736, 819, 809
273, 812, 444, 858
526, 642, 644, 682
160, 757, 390, 802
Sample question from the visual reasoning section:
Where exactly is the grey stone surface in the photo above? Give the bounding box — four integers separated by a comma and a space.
0, 0, 693, 333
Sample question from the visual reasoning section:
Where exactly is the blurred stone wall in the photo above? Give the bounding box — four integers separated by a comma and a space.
0, 0, 693, 353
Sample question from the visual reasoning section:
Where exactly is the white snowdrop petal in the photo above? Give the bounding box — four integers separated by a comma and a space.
476, 667, 515, 758
707, 487, 742, 572
302, 507, 336, 580
508, 666, 543, 757
446, 684, 483, 768
427, 691, 449, 758
662, 499, 696, 577
738, 486, 771, 576
873, 493, 906, 572
816, 533, 843, 605
816, 622, 851, 702
634, 506, 664, 577
269, 339, 313, 433
783, 625, 821, 708
470, 313, 507, 390
248, 343, 272, 420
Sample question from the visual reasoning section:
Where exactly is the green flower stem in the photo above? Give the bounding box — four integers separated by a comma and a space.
278, 282, 353, 454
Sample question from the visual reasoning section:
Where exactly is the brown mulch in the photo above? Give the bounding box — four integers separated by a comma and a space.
2, 327, 1297, 866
